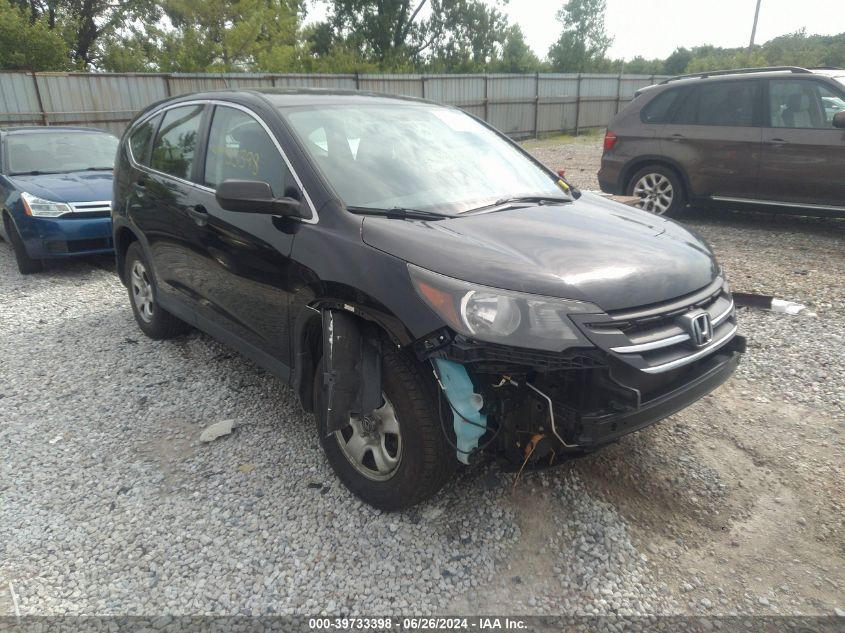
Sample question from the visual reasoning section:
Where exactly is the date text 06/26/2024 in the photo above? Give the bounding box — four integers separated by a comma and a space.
308, 617, 528, 631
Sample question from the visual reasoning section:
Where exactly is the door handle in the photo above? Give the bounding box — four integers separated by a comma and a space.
769, 138, 788, 145
187, 204, 209, 225
670, 134, 684, 142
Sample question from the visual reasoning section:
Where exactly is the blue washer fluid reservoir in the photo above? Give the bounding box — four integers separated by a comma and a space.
433, 359, 488, 465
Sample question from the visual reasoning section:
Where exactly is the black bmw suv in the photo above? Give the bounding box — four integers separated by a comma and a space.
113, 89, 745, 509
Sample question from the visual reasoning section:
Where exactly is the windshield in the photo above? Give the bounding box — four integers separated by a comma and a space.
7, 131, 118, 175
281, 104, 568, 214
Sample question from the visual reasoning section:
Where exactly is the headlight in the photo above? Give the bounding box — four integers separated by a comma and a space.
21, 192, 72, 218
409, 264, 601, 352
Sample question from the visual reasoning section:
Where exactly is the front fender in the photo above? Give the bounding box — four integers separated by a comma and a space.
291, 298, 403, 414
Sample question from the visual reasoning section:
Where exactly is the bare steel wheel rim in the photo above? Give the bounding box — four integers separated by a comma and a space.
130, 260, 155, 323
633, 172, 674, 215
335, 396, 402, 482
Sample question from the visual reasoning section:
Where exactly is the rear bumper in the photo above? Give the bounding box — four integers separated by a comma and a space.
597, 155, 624, 195
574, 336, 745, 446
18, 215, 113, 258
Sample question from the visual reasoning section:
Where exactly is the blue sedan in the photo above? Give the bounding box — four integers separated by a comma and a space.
0, 126, 118, 274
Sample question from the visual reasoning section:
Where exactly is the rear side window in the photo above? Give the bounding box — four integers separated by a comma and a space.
641, 88, 683, 124
151, 105, 204, 180
204, 106, 291, 197
672, 81, 760, 127
128, 114, 160, 166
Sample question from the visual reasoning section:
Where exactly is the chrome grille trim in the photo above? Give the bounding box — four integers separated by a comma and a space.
610, 299, 734, 354
641, 324, 738, 374
69, 201, 111, 214
601, 277, 725, 324
711, 299, 734, 326
611, 333, 690, 354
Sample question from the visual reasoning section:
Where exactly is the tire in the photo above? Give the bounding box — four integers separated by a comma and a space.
626, 165, 686, 217
314, 346, 457, 510
124, 241, 190, 340
4, 214, 43, 274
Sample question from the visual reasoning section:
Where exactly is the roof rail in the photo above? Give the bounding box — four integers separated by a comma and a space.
659, 66, 811, 85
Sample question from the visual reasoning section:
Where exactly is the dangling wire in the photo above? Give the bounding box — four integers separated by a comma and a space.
436, 387, 503, 458
512, 441, 537, 491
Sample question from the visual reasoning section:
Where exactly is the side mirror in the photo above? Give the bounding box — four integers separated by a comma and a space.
833, 111, 845, 129
215, 179, 301, 216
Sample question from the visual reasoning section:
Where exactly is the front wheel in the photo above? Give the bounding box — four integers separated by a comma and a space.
4, 215, 43, 274
627, 165, 686, 216
315, 346, 456, 510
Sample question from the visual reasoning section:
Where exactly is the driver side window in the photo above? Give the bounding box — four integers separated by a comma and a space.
204, 106, 292, 198
770, 79, 843, 129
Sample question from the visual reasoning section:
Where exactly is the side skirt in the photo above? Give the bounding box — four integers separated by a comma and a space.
157, 293, 292, 384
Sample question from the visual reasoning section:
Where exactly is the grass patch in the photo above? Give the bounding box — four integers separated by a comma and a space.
521, 128, 604, 148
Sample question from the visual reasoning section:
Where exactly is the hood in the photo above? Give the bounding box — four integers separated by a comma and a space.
362, 193, 719, 312
8, 170, 113, 203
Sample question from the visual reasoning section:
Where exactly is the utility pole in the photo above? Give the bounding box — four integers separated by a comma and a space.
749, 0, 762, 49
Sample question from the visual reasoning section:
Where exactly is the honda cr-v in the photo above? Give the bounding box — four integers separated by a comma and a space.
113, 90, 745, 509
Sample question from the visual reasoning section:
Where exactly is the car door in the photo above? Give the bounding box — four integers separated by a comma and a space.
129, 104, 208, 307
758, 78, 845, 209
659, 80, 763, 200
178, 102, 304, 366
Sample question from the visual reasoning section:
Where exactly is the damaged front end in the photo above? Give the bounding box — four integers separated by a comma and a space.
410, 267, 746, 470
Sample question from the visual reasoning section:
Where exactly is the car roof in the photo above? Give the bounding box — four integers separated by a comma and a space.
633, 67, 844, 98
158, 87, 438, 110
0, 126, 113, 135
659, 66, 844, 87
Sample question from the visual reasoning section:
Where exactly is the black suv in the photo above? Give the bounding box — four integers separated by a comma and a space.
599, 67, 845, 217
113, 90, 745, 509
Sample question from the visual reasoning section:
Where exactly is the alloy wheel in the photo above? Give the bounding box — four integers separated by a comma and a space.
130, 260, 155, 323
335, 396, 402, 481
633, 172, 674, 215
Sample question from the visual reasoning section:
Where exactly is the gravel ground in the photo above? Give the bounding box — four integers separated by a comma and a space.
1, 138, 843, 617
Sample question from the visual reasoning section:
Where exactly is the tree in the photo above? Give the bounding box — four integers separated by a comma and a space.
323, 0, 433, 67
622, 56, 663, 74
548, 0, 612, 72
109, 0, 305, 73
317, 0, 511, 70
495, 25, 541, 73
0, 2, 67, 70
7, 0, 159, 68
663, 47, 692, 75
428, 0, 510, 72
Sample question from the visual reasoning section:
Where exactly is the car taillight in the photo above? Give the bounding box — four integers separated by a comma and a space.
603, 130, 618, 152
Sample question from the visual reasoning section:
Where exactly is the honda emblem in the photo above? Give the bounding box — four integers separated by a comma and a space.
678, 310, 714, 348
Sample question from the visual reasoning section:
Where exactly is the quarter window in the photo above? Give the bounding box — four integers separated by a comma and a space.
770, 79, 845, 129
128, 114, 160, 166
204, 106, 290, 197
150, 105, 204, 180
641, 88, 683, 124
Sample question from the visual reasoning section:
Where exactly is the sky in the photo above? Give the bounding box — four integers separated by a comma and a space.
307, 0, 841, 61
512, 0, 840, 60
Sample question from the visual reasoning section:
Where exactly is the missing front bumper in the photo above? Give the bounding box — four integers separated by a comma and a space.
420, 327, 745, 464
573, 342, 743, 446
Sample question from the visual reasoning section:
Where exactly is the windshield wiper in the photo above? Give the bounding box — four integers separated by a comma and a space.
9, 170, 64, 176
80, 166, 114, 172
347, 205, 452, 221
466, 195, 572, 214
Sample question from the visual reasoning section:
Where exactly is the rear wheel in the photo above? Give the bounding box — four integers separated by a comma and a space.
124, 242, 189, 340
314, 346, 456, 510
4, 214, 43, 274
627, 165, 686, 216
